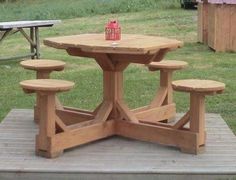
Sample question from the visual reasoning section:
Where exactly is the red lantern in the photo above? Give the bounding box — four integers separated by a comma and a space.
105, 20, 121, 41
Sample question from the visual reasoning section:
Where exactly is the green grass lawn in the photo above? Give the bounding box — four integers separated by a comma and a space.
0, 4, 235, 133
0, 0, 180, 21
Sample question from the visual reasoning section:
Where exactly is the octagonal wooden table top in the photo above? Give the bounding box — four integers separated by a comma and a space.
44, 34, 183, 55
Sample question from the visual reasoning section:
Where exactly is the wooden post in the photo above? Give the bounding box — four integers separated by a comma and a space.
190, 93, 205, 145
36, 71, 50, 79
182, 92, 206, 154
160, 70, 173, 105
103, 70, 123, 119
198, 2, 208, 44
36, 92, 62, 158
34, 71, 51, 123
30, 27, 35, 59
35, 27, 40, 59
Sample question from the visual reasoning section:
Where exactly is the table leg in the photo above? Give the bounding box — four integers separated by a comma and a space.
30, 27, 35, 59
35, 27, 40, 59
0, 30, 11, 44
103, 70, 122, 119
102, 69, 138, 123
182, 92, 206, 154
34, 71, 51, 123
36, 92, 63, 158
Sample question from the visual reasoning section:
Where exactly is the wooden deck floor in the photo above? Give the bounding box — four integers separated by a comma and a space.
0, 109, 236, 180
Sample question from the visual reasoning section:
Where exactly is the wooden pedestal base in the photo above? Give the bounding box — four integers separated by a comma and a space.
35, 99, 206, 158
31, 51, 206, 158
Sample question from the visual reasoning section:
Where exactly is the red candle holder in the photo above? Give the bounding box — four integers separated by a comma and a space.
105, 20, 121, 41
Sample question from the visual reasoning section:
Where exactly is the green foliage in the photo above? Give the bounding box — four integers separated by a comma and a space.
0, 0, 17, 3
0, 0, 179, 21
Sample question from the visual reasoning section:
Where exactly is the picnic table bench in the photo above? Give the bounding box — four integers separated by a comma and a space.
0, 20, 61, 60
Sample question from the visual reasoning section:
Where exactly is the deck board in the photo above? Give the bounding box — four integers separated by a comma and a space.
0, 109, 235, 180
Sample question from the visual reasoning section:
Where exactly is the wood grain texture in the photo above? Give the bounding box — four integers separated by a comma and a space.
149, 87, 167, 108
172, 79, 225, 93
198, 2, 208, 44
198, 3, 236, 52
0, 109, 236, 179
148, 60, 188, 71
20, 79, 74, 92
56, 109, 94, 126
136, 104, 176, 122
20, 59, 65, 71
43, 34, 183, 54
190, 93, 206, 146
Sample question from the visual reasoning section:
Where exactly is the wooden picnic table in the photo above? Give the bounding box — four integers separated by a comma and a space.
0, 20, 60, 60
42, 34, 187, 157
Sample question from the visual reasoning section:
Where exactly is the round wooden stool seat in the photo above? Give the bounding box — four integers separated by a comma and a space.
172, 79, 225, 94
20, 79, 74, 92
148, 60, 188, 71
20, 59, 66, 71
